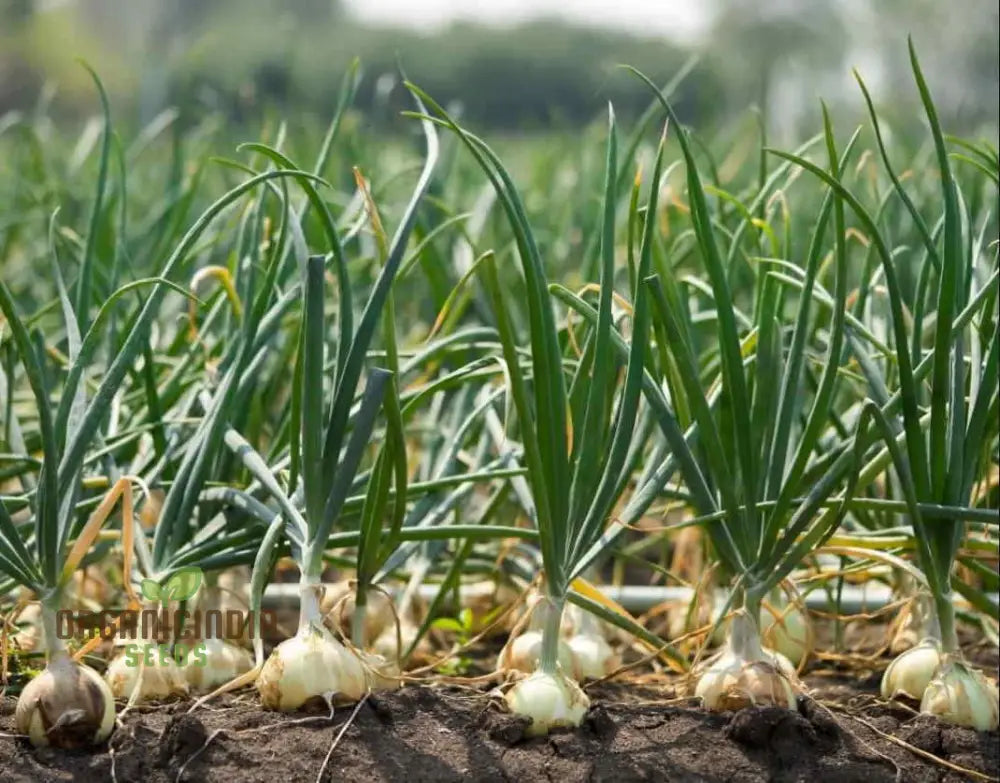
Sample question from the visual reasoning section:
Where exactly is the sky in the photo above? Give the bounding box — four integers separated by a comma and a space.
343, 0, 710, 40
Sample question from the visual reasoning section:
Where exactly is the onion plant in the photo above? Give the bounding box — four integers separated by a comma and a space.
0, 240, 138, 747
208, 94, 443, 712
773, 42, 999, 730
408, 88, 691, 734
0, 70, 353, 729
605, 68, 879, 711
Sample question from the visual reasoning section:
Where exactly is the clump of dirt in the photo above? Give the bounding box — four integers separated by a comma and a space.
2, 682, 997, 783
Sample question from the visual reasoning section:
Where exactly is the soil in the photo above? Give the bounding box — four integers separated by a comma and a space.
2, 633, 998, 782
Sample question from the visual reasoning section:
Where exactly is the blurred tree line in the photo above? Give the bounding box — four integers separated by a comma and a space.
0, 0, 996, 136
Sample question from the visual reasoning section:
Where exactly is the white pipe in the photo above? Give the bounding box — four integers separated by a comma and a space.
261, 582, 995, 616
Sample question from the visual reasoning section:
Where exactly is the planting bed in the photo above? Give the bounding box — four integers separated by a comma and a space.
3, 641, 997, 782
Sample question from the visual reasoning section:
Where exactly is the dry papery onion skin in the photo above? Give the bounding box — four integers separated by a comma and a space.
15, 654, 116, 748
503, 670, 590, 736
256, 634, 399, 711
695, 657, 798, 712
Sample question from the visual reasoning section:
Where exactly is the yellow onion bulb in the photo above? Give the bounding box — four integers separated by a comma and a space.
257, 624, 367, 711
503, 670, 590, 736
16, 654, 115, 748
105, 649, 188, 701
185, 638, 253, 692
881, 638, 943, 701
497, 629, 575, 674
920, 658, 999, 731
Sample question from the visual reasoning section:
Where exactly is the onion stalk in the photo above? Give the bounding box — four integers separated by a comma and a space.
1, 270, 157, 746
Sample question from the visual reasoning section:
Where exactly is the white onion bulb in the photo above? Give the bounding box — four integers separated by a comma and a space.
881, 638, 943, 701
360, 650, 402, 692
695, 608, 798, 711
761, 596, 810, 667
372, 618, 427, 662
185, 638, 253, 692
257, 624, 368, 711
105, 649, 188, 700
321, 580, 396, 644
920, 658, 999, 731
562, 608, 619, 680
497, 629, 575, 674
567, 632, 619, 680
16, 653, 116, 748
504, 670, 590, 736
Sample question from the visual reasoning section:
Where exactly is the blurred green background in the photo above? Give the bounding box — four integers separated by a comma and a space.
1, 0, 997, 138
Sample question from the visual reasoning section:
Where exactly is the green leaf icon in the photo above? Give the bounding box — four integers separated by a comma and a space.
161, 567, 203, 603
140, 579, 162, 602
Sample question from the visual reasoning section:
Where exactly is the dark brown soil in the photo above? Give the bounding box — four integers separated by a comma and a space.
2, 672, 998, 783
3, 621, 998, 782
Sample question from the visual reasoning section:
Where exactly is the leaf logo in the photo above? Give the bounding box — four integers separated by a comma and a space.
140, 567, 203, 604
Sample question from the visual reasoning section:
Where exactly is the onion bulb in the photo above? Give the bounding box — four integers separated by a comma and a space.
361, 650, 402, 692
503, 670, 590, 736
321, 580, 396, 644
185, 638, 253, 692
498, 629, 575, 674
257, 623, 367, 711
567, 633, 618, 680
880, 638, 943, 701
920, 658, 1000, 731
372, 617, 429, 662
562, 607, 619, 680
16, 652, 115, 748
761, 593, 811, 668
499, 593, 577, 674
694, 608, 797, 711
105, 647, 188, 701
